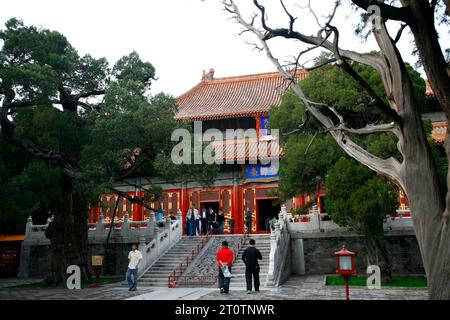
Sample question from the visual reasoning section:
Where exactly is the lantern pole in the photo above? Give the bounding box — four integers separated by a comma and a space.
344, 275, 350, 301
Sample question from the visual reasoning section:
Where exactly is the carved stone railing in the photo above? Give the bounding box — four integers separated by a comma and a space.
287, 207, 413, 233
266, 205, 291, 287
138, 213, 183, 278
383, 210, 414, 231
24, 211, 157, 243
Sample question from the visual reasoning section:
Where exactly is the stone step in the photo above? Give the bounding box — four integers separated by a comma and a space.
148, 262, 189, 269
156, 258, 190, 262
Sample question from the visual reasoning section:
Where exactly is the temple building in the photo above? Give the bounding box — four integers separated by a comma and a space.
89, 68, 446, 232
89, 68, 321, 234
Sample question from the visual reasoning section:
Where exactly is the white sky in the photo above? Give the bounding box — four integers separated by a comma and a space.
1, 0, 448, 97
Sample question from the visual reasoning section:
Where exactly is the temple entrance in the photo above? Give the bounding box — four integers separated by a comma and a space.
200, 201, 220, 234
200, 201, 220, 215
257, 199, 280, 232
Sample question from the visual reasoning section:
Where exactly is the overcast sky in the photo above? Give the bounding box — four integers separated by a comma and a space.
1, 0, 448, 97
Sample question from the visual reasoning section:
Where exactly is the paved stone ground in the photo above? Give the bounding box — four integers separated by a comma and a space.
197, 275, 429, 300
0, 280, 154, 300
0, 278, 43, 289
0, 275, 428, 300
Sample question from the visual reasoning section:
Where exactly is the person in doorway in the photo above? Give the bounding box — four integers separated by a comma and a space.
201, 206, 207, 234
229, 216, 235, 234
217, 209, 225, 234
265, 216, 271, 232
216, 241, 234, 294
187, 205, 196, 236
208, 207, 216, 232
245, 208, 253, 235
242, 239, 262, 294
205, 207, 212, 234
127, 243, 143, 291
194, 205, 200, 235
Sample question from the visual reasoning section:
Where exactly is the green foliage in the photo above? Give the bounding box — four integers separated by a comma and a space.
0, 156, 61, 233
0, 18, 219, 233
365, 132, 402, 162
277, 134, 343, 197
325, 158, 398, 239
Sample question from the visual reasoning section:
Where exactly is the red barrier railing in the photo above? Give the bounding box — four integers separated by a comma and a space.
168, 230, 213, 288
168, 229, 251, 288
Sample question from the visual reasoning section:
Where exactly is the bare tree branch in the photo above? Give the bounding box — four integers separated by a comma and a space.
351, 0, 412, 22
223, 0, 404, 188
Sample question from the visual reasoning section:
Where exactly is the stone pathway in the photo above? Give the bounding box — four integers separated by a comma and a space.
197, 275, 429, 300
0, 281, 153, 300
0, 278, 43, 289
0, 275, 428, 300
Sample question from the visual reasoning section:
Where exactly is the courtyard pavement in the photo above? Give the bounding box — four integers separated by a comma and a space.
0, 275, 428, 300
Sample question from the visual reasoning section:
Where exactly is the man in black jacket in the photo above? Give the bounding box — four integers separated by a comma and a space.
242, 239, 263, 294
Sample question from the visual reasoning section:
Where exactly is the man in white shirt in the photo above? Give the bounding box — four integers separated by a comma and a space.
127, 243, 142, 291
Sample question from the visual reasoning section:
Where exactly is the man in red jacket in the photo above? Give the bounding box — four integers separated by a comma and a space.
216, 240, 234, 294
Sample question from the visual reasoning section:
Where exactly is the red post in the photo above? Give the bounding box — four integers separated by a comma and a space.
255, 115, 262, 140
344, 275, 350, 301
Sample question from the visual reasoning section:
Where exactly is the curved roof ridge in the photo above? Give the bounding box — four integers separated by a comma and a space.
175, 69, 309, 121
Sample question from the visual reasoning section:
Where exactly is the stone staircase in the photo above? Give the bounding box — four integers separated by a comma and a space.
229, 234, 271, 290
139, 237, 203, 287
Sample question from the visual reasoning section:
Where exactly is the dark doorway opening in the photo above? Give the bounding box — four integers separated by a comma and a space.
200, 201, 221, 234
200, 201, 220, 215
257, 199, 280, 232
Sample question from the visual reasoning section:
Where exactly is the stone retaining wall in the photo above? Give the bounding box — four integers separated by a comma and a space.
290, 231, 424, 276
19, 240, 141, 278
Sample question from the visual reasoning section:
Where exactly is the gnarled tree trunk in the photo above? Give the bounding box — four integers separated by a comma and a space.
365, 237, 392, 283
44, 175, 91, 286
224, 0, 450, 299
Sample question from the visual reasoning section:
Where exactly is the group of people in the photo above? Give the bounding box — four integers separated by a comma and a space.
216, 239, 262, 294
185, 205, 236, 236
126, 238, 263, 294
125, 206, 260, 292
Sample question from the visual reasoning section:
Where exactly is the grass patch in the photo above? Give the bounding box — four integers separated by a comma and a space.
325, 275, 427, 288
7, 276, 123, 289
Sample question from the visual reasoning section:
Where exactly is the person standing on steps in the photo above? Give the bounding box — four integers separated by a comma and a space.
127, 243, 143, 291
201, 206, 207, 234
229, 215, 235, 234
242, 239, 262, 294
217, 208, 225, 234
194, 204, 201, 236
245, 208, 253, 235
216, 240, 234, 294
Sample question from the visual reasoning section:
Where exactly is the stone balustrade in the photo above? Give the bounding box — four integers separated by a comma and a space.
137, 212, 183, 278
266, 205, 291, 287
286, 207, 413, 233
23, 211, 161, 244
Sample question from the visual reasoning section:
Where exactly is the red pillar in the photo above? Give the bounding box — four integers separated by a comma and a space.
134, 191, 144, 221
255, 115, 262, 140
232, 185, 243, 233
180, 187, 189, 235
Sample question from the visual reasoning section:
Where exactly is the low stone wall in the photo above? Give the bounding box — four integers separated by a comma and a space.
290, 231, 424, 276
18, 240, 137, 278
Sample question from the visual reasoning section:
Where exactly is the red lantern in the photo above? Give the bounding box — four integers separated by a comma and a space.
334, 245, 356, 300
335, 245, 356, 276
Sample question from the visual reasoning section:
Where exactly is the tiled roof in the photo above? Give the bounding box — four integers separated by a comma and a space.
212, 137, 283, 162
432, 121, 447, 144
0, 234, 25, 242
175, 70, 309, 121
